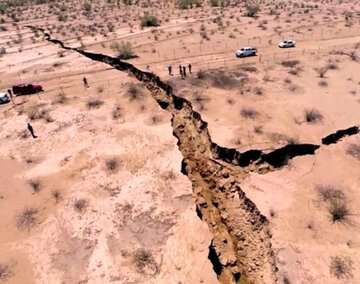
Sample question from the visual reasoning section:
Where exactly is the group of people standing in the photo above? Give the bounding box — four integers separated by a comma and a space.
167, 64, 192, 79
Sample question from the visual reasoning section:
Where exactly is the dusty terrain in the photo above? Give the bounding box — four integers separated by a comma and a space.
1, 0, 360, 284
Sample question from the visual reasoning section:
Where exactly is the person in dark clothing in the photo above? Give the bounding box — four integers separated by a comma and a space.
182, 65, 187, 78
188, 63, 192, 74
83, 77, 89, 88
179, 65, 183, 79
168, 65, 172, 76
27, 123, 37, 139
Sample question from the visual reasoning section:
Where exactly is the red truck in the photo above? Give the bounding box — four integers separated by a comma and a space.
12, 83, 43, 96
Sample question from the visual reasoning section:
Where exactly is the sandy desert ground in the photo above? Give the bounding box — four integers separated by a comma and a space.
1, 0, 360, 283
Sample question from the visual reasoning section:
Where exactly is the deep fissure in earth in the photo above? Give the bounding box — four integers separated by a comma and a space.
28, 26, 359, 284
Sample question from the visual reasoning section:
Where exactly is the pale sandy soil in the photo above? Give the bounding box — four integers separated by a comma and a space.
1, 0, 360, 283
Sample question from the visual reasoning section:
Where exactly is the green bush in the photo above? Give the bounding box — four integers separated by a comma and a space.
140, 14, 159, 27
0, 3, 7, 14
116, 42, 137, 60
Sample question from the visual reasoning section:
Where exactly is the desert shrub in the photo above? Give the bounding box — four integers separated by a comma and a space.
281, 60, 300, 68
140, 14, 159, 27
346, 144, 360, 160
209, 0, 230, 7
51, 190, 62, 203
16, 208, 38, 231
288, 67, 302, 76
105, 158, 120, 173
0, 47, 6, 56
318, 80, 328, 87
28, 108, 51, 121
304, 109, 323, 123
133, 248, 159, 275
126, 83, 143, 101
111, 41, 136, 60
315, 66, 329, 78
196, 69, 206, 79
317, 185, 345, 203
97, 86, 104, 93
177, 0, 202, 9
245, 0, 260, 17
330, 256, 353, 279
326, 62, 338, 70
112, 105, 123, 119
240, 65, 257, 73
329, 199, 349, 223
210, 71, 239, 89
0, 263, 12, 281
73, 199, 88, 213
240, 107, 258, 119
53, 93, 68, 105
253, 86, 264, 96
87, 99, 104, 109
283, 275, 291, 284
83, 2, 91, 13
28, 180, 41, 194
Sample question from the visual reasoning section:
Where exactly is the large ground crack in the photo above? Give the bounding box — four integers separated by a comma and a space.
28, 26, 359, 284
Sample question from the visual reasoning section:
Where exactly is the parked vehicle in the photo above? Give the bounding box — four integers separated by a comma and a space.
235, 47, 257, 58
12, 83, 43, 96
0, 92, 10, 104
278, 39, 296, 48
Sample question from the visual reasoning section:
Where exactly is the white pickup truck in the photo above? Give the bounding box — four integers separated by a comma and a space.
278, 39, 296, 48
235, 47, 257, 58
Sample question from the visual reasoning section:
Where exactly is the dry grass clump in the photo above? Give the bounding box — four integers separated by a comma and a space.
330, 256, 353, 279
86, 98, 104, 109
346, 143, 360, 160
16, 207, 38, 231
316, 185, 350, 223
133, 248, 159, 275
73, 198, 88, 213
317, 185, 345, 202
240, 107, 258, 119
27, 107, 53, 122
304, 109, 323, 124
